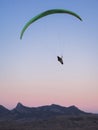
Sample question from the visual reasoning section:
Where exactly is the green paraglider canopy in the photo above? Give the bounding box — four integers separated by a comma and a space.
20, 9, 82, 39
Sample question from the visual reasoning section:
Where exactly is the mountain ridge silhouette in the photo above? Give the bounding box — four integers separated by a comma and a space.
0, 102, 91, 120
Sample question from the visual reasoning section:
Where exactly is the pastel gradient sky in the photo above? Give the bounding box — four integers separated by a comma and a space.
0, 0, 98, 113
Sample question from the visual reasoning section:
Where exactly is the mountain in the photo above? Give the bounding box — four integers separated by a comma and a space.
0, 105, 10, 117
0, 103, 90, 120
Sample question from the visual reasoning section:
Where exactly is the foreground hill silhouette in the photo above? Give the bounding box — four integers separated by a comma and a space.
0, 103, 98, 130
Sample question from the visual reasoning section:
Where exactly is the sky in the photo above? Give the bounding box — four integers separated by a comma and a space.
0, 0, 98, 113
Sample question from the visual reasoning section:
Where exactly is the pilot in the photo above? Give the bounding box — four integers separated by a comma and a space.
57, 56, 64, 65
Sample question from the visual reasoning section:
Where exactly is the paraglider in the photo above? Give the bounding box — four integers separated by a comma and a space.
20, 9, 82, 64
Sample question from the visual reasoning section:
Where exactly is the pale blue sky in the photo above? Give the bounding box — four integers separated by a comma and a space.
0, 0, 98, 113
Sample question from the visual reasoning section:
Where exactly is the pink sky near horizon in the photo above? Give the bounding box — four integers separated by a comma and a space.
0, 68, 98, 113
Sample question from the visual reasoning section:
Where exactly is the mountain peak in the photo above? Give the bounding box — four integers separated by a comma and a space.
14, 103, 33, 114
15, 102, 26, 112
68, 105, 78, 109
51, 104, 61, 107
16, 102, 24, 109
